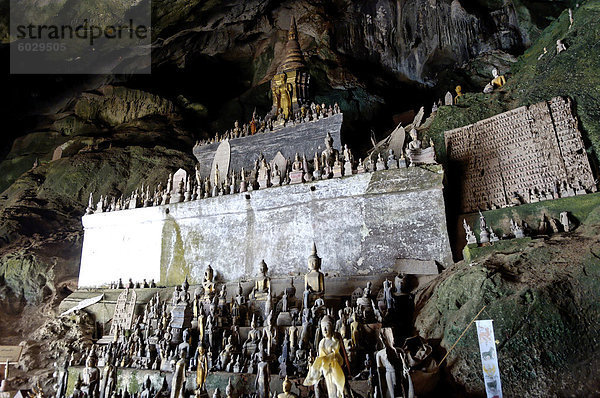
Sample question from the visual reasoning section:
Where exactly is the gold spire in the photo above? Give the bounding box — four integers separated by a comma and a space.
277, 16, 305, 73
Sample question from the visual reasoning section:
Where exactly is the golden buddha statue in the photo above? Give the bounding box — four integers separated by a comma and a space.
269, 16, 311, 120
304, 243, 324, 295
491, 68, 506, 88
484, 68, 506, 93
303, 315, 346, 398
195, 346, 208, 393
454, 85, 463, 104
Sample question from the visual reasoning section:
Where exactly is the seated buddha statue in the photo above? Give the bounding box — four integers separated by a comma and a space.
304, 243, 325, 305
483, 68, 506, 93
202, 265, 216, 299
252, 260, 271, 300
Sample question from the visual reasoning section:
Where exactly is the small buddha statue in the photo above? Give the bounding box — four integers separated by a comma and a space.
304, 243, 325, 296
407, 129, 422, 151
491, 68, 506, 88
321, 132, 339, 169
252, 260, 271, 300
454, 85, 463, 104
202, 265, 216, 298
484, 68, 506, 93
170, 348, 187, 398
195, 346, 208, 393
292, 153, 303, 171
277, 377, 298, 398
81, 351, 100, 398
225, 378, 235, 398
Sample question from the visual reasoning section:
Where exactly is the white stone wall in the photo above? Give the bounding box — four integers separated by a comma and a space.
78, 167, 453, 288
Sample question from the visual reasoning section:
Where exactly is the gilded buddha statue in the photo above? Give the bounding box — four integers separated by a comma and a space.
303, 315, 346, 398
268, 16, 312, 121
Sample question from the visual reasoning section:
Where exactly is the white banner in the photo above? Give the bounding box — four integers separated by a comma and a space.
60, 294, 104, 316
475, 320, 502, 398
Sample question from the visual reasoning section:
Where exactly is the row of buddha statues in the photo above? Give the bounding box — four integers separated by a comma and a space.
463, 209, 573, 246
57, 245, 424, 398
85, 127, 437, 215
193, 102, 341, 149
476, 179, 590, 213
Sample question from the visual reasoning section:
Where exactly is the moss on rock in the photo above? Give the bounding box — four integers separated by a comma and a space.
415, 230, 600, 396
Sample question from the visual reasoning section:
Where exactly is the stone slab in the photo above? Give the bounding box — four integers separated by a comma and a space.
394, 259, 439, 275
193, 113, 343, 177
78, 166, 452, 288
0, 346, 22, 362
444, 97, 596, 213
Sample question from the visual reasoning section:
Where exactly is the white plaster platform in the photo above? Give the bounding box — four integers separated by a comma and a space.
78, 167, 452, 287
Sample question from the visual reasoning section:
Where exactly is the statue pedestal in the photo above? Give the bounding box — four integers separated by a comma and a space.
333, 164, 343, 178
276, 312, 293, 326
480, 229, 490, 243
344, 161, 353, 176
257, 176, 269, 189
289, 170, 304, 184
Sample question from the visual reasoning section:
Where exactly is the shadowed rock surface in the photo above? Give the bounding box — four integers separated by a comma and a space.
414, 210, 600, 397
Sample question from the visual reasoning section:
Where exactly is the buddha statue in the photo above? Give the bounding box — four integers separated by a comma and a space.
303, 315, 346, 398
195, 346, 208, 393
81, 351, 100, 398
491, 68, 506, 88
321, 133, 339, 169
484, 68, 506, 93
278, 377, 298, 398
304, 243, 324, 296
454, 85, 463, 104
252, 260, 271, 300
292, 153, 303, 171
225, 378, 235, 398
202, 265, 216, 299
407, 129, 421, 151
171, 348, 187, 398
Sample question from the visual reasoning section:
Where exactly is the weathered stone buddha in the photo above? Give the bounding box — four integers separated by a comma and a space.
81, 351, 100, 398
321, 132, 339, 170
304, 243, 325, 301
252, 260, 271, 300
